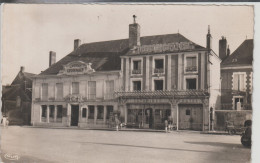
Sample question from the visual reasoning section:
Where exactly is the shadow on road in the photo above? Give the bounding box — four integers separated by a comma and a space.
185, 141, 245, 149
79, 141, 221, 154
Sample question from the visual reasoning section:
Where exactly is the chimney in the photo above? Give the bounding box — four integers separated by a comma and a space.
227, 45, 230, 56
20, 66, 25, 73
49, 51, 56, 67
129, 15, 140, 49
74, 39, 81, 50
219, 37, 227, 60
206, 25, 212, 50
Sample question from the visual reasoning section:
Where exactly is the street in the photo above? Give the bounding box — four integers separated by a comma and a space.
1, 126, 251, 163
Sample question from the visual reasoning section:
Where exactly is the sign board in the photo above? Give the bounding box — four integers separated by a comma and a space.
131, 42, 195, 55
58, 61, 95, 75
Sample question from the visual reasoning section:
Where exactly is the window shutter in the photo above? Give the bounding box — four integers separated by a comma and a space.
72, 82, 79, 94
96, 80, 104, 98
42, 83, 48, 100
233, 74, 239, 90
240, 74, 245, 91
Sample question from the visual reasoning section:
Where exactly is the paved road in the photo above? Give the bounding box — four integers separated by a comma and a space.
1, 126, 251, 163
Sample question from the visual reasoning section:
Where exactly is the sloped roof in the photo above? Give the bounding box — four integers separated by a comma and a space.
221, 39, 253, 67
11, 71, 35, 85
40, 33, 206, 75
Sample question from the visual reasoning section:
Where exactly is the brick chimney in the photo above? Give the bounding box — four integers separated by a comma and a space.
20, 66, 25, 73
227, 45, 230, 57
49, 51, 56, 67
74, 39, 81, 50
219, 36, 227, 60
206, 25, 212, 51
129, 15, 140, 49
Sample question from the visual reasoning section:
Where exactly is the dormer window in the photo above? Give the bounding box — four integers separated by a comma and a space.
186, 57, 197, 72
132, 60, 142, 74
154, 59, 164, 73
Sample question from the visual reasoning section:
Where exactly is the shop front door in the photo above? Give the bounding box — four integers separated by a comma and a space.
179, 104, 203, 131
71, 105, 79, 126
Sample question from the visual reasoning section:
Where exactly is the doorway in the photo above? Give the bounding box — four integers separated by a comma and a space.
71, 105, 79, 126
145, 108, 153, 128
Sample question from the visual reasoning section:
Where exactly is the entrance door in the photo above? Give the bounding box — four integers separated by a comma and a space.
71, 105, 79, 126
179, 104, 203, 131
145, 108, 153, 129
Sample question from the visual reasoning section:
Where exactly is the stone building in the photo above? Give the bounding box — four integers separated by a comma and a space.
214, 38, 253, 130
31, 16, 221, 131
2, 66, 35, 125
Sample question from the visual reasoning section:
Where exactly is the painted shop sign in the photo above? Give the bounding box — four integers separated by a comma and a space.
132, 42, 195, 54
58, 61, 95, 75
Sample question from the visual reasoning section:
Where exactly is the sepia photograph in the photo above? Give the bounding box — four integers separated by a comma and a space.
0, 4, 254, 163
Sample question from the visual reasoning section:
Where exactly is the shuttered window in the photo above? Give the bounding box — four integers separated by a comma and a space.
233, 73, 246, 91
42, 83, 48, 100
105, 80, 114, 99
72, 82, 79, 94
56, 83, 63, 100
88, 81, 96, 100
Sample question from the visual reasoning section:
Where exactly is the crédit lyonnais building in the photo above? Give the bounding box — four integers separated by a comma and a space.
31, 16, 221, 131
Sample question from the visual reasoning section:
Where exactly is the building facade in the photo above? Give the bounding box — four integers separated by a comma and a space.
215, 39, 253, 130
31, 16, 221, 131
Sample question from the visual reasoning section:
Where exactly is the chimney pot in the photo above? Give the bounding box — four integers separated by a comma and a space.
74, 39, 81, 50
49, 51, 56, 67
129, 15, 140, 49
219, 37, 228, 60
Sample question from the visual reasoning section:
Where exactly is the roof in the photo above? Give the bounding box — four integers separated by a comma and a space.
40, 33, 206, 75
11, 71, 35, 85
221, 39, 253, 67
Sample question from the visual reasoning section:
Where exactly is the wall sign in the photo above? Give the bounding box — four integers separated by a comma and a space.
132, 42, 195, 54
58, 61, 95, 75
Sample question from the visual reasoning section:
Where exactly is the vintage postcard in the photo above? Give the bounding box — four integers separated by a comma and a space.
1, 4, 254, 163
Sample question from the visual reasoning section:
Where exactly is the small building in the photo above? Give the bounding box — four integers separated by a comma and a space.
31, 16, 221, 131
215, 38, 253, 130
2, 67, 35, 125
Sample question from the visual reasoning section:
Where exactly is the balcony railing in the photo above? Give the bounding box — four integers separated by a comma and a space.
185, 66, 197, 72
154, 68, 164, 74
132, 69, 141, 74
115, 89, 209, 99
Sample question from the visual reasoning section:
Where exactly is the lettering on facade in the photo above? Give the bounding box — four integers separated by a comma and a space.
64, 94, 84, 102
132, 42, 195, 54
58, 61, 95, 75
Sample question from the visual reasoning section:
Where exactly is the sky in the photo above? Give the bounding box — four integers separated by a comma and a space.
1, 4, 254, 85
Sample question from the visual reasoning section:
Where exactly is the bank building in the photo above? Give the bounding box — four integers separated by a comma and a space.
31, 16, 221, 131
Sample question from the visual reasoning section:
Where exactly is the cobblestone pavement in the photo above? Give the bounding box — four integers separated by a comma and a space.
0, 126, 251, 163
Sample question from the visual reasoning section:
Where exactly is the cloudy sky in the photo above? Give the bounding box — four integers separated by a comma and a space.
1, 4, 254, 85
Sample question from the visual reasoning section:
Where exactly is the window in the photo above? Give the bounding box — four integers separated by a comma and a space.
132, 60, 142, 74
106, 106, 114, 120
233, 73, 246, 91
186, 109, 191, 115
56, 83, 63, 100
88, 105, 94, 119
154, 59, 164, 73
133, 81, 141, 91
234, 97, 244, 110
186, 79, 196, 90
41, 105, 47, 118
105, 80, 114, 99
57, 105, 63, 119
154, 80, 164, 91
97, 106, 104, 120
49, 105, 55, 119
88, 81, 96, 100
186, 57, 197, 72
72, 82, 79, 94
42, 83, 48, 100
82, 108, 87, 118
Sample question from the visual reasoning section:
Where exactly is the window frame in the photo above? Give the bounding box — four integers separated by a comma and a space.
232, 72, 247, 91
152, 56, 165, 75
184, 75, 198, 90
184, 53, 198, 74
131, 57, 143, 75
130, 78, 142, 91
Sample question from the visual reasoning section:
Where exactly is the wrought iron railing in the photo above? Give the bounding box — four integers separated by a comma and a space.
132, 69, 141, 74
154, 68, 164, 73
115, 89, 209, 98
185, 66, 197, 72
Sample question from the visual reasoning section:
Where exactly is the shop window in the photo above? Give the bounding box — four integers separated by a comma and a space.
154, 59, 164, 73
88, 105, 94, 119
56, 83, 63, 100
132, 60, 142, 74
57, 105, 63, 119
42, 83, 48, 100
186, 79, 196, 90
105, 80, 114, 99
154, 80, 164, 90
72, 82, 79, 94
49, 105, 55, 120
41, 105, 47, 118
106, 106, 114, 120
88, 81, 96, 100
133, 81, 141, 91
186, 57, 197, 72
186, 109, 190, 115
233, 73, 246, 91
82, 108, 87, 118
97, 106, 104, 120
